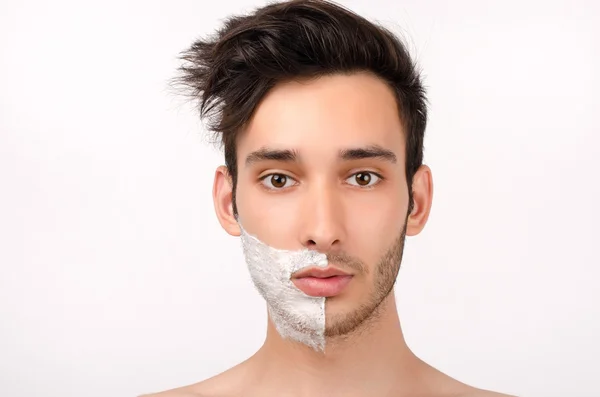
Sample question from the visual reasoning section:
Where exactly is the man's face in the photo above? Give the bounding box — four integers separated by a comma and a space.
217, 72, 424, 338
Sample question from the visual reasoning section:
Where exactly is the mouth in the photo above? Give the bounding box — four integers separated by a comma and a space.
291, 266, 353, 297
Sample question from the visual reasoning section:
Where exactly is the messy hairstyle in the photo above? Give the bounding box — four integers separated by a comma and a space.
174, 0, 428, 215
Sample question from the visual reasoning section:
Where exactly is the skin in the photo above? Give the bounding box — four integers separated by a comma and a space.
143, 72, 515, 397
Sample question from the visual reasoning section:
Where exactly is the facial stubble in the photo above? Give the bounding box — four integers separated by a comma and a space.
323, 221, 408, 339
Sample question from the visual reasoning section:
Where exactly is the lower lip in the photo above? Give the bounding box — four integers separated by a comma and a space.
292, 275, 353, 297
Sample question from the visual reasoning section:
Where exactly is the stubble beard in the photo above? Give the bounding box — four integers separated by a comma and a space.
323, 221, 408, 339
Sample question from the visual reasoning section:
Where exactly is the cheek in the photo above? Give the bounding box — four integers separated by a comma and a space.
235, 182, 301, 247
344, 193, 406, 260
346, 187, 406, 227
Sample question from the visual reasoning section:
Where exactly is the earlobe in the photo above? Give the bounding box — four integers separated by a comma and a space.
406, 165, 433, 237
213, 165, 241, 237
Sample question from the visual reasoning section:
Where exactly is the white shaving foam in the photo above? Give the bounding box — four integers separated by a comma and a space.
239, 225, 328, 351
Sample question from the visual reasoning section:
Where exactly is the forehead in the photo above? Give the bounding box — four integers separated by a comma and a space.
238, 72, 405, 158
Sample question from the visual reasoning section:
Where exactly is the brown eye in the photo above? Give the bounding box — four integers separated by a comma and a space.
354, 172, 371, 186
347, 171, 381, 187
270, 174, 287, 188
260, 173, 295, 190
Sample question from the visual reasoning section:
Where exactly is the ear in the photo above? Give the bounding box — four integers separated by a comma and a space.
406, 165, 433, 236
213, 165, 241, 237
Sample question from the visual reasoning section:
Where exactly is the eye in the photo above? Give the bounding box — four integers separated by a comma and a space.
260, 173, 297, 190
346, 171, 382, 187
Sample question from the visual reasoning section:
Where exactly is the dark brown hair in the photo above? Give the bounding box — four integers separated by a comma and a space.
174, 0, 428, 215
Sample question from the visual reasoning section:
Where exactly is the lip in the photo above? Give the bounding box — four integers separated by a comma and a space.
292, 266, 353, 297
292, 266, 351, 279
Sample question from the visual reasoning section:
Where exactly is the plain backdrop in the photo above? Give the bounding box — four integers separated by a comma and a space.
1, 0, 599, 396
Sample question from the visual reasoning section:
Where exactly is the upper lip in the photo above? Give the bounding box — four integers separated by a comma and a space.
292, 266, 352, 279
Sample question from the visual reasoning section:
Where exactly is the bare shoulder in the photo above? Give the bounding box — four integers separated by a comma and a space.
139, 361, 249, 397
138, 381, 221, 397
138, 389, 199, 397
422, 364, 516, 397
138, 383, 207, 397
459, 389, 517, 397
138, 378, 229, 397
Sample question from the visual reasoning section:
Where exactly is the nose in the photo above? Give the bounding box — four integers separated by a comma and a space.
299, 180, 346, 253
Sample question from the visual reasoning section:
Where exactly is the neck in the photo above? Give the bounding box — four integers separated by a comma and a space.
247, 290, 425, 396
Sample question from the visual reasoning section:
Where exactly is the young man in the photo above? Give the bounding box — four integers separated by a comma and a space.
147, 0, 513, 396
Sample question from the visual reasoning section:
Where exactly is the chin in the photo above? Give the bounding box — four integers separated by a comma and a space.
324, 290, 359, 312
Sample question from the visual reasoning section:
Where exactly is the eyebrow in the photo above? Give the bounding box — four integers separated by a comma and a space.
245, 144, 397, 166
339, 145, 397, 164
245, 147, 299, 166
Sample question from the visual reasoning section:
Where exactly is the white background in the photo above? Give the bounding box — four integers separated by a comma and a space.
1, 0, 598, 396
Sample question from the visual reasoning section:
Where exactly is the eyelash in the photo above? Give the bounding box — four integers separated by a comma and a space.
258, 171, 385, 190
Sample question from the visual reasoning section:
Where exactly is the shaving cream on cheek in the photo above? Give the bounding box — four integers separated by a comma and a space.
238, 224, 328, 351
